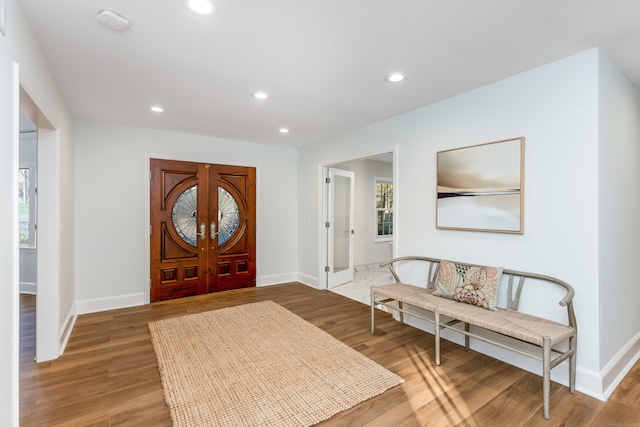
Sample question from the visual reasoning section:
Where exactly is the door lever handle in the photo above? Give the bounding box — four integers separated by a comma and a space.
196, 222, 206, 240
210, 222, 219, 239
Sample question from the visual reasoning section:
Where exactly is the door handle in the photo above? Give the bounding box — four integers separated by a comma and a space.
210, 222, 219, 239
196, 222, 206, 240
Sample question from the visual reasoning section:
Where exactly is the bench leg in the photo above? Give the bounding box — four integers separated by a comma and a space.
465, 322, 470, 350
398, 301, 404, 324
543, 336, 551, 419
569, 335, 577, 393
370, 288, 375, 334
435, 308, 441, 366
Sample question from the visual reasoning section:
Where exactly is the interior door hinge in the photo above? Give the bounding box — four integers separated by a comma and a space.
325, 177, 330, 184
149, 224, 152, 234
325, 266, 330, 273
149, 169, 152, 180
149, 279, 152, 289
325, 222, 330, 228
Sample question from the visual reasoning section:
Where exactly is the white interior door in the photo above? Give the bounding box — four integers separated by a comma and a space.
328, 168, 355, 288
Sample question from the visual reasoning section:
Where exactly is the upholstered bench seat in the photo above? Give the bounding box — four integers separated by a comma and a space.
373, 282, 575, 347
439, 299, 575, 347
372, 283, 456, 312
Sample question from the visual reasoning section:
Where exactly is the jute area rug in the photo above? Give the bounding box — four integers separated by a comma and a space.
148, 300, 403, 426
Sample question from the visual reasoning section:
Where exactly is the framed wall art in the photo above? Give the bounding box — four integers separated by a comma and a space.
436, 137, 525, 234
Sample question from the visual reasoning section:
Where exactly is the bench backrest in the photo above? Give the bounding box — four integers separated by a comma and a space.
380, 256, 577, 330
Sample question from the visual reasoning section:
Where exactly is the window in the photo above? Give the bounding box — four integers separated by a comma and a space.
375, 178, 393, 241
19, 165, 36, 246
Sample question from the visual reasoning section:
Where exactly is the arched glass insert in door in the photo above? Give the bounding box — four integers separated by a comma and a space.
172, 185, 198, 246
217, 187, 239, 244
171, 185, 240, 246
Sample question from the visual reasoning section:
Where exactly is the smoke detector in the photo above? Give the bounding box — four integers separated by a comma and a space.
96, 10, 131, 31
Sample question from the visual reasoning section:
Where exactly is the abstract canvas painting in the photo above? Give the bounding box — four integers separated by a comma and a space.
437, 137, 524, 234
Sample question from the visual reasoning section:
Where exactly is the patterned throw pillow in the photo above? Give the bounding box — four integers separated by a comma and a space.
433, 260, 503, 310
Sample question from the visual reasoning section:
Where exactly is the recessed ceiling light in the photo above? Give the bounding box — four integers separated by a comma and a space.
279, 128, 289, 134
385, 72, 406, 83
252, 92, 269, 100
185, 0, 216, 15
150, 106, 164, 113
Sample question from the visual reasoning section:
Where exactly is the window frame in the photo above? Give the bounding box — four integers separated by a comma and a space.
19, 161, 37, 248
374, 177, 393, 242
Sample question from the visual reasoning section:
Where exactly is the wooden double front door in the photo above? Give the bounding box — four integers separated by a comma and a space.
150, 159, 256, 302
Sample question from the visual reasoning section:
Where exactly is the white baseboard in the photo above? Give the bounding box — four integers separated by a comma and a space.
75, 273, 311, 314
575, 366, 605, 400
601, 331, 640, 400
257, 272, 298, 287
20, 282, 36, 295
571, 332, 640, 401
59, 302, 77, 355
76, 292, 147, 315
296, 272, 319, 288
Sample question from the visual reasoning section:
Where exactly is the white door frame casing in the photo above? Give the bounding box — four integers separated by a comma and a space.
319, 146, 398, 289
35, 127, 62, 361
19, 77, 63, 363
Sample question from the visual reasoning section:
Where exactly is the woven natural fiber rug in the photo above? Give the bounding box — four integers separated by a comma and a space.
148, 300, 403, 426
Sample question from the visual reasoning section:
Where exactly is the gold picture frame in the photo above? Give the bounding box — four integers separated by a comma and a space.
436, 137, 525, 234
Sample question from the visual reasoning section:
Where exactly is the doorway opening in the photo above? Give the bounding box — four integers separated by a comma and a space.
19, 111, 37, 296
18, 111, 38, 375
19, 84, 61, 363
322, 150, 396, 304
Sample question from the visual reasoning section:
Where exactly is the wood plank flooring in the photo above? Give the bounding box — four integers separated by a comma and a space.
20, 283, 640, 426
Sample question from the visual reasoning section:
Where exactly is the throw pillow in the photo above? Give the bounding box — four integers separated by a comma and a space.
433, 260, 503, 310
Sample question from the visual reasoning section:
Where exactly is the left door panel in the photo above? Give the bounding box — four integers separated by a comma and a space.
150, 159, 209, 301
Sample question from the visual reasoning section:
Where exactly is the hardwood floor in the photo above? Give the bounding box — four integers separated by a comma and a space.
20, 284, 640, 426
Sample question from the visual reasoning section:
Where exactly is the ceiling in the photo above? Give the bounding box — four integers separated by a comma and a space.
19, 0, 640, 148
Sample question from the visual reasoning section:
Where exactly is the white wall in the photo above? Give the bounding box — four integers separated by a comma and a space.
0, 0, 75, 423
299, 50, 606, 396
597, 51, 640, 396
332, 158, 393, 266
74, 121, 299, 311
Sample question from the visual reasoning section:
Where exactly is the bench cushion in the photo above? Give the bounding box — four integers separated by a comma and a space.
373, 283, 575, 347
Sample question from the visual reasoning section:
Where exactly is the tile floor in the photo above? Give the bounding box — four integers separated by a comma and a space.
328, 263, 394, 305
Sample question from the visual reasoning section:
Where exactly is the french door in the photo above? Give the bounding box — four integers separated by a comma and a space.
327, 167, 355, 288
150, 159, 256, 302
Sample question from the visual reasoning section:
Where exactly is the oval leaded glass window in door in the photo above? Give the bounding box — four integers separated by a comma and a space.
218, 187, 239, 245
172, 185, 198, 246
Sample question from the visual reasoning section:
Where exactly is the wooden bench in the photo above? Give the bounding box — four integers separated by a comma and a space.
370, 256, 577, 419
